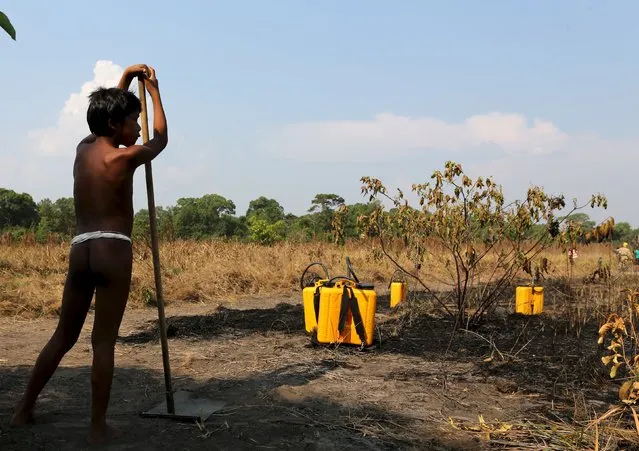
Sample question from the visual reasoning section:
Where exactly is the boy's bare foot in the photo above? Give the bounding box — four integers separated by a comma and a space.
87, 422, 123, 446
10, 408, 35, 427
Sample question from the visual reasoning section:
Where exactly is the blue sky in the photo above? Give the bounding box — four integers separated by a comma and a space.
2, 1, 638, 224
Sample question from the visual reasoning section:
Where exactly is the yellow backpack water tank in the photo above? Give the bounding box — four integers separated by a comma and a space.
303, 279, 326, 333
515, 286, 544, 315
299, 262, 330, 333
315, 279, 377, 347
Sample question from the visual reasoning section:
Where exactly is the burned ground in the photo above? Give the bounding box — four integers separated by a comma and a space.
0, 294, 635, 450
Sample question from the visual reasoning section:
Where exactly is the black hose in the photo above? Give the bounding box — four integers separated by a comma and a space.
388, 268, 407, 288
345, 256, 360, 283
300, 262, 330, 289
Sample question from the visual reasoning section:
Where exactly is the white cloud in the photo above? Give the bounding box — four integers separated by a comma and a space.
257, 112, 568, 162
465, 133, 637, 224
28, 60, 125, 156
253, 111, 639, 223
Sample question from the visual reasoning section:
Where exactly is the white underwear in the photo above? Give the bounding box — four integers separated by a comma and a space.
71, 231, 132, 246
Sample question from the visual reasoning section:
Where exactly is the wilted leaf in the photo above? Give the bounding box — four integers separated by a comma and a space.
611, 362, 622, 378
622, 382, 639, 405
631, 406, 639, 433
620, 380, 634, 402
494, 423, 513, 433
608, 341, 623, 352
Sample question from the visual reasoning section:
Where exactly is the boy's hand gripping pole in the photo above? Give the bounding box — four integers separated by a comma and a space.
138, 76, 175, 414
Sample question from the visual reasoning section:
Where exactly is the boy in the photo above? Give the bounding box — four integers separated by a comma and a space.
10, 63, 168, 445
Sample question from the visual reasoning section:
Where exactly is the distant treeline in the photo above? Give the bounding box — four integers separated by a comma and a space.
1, 187, 637, 245
0, 188, 376, 244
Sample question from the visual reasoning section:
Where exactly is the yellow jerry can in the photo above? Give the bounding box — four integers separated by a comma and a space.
515, 286, 544, 315
390, 282, 406, 308
531, 287, 544, 314
389, 269, 408, 308
316, 279, 376, 347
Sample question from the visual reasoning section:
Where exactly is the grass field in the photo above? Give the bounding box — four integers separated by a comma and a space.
1, 239, 397, 317
0, 238, 622, 318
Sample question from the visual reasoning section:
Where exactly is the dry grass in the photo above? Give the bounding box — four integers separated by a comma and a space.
0, 239, 398, 317
0, 238, 629, 319
446, 413, 639, 450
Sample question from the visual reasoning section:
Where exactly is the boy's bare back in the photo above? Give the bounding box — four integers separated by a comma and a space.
73, 141, 137, 237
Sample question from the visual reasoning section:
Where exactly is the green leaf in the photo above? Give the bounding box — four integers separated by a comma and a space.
0, 12, 16, 40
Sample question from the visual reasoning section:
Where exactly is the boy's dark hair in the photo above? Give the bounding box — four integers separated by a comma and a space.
87, 87, 141, 136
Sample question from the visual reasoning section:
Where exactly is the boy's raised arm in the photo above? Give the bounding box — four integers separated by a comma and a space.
118, 64, 149, 90
122, 67, 168, 167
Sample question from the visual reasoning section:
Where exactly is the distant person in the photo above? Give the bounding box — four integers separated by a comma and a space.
10, 64, 168, 445
568, 247, 578, 266
616, 242, 633, 269
634, 247, 639, 266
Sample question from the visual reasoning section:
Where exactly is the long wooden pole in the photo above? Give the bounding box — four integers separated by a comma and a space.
138, 77, 175, 414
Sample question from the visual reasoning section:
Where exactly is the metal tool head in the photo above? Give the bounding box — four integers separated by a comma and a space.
140, 390, 226, 422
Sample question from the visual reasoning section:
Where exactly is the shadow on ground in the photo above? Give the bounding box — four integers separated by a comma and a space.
119, 303, 305, 345
0, 362, 469, 451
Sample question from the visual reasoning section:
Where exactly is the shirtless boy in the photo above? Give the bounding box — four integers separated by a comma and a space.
10, 63, 168, 445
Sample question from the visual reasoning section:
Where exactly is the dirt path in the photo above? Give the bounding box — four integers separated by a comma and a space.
0, 295, 621, 450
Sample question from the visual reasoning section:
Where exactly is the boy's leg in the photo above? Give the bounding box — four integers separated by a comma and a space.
11, 244, 95, 425
88, 239, 132, 444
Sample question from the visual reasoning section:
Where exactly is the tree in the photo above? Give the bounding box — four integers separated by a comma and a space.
0, 11, 16, 41
0, 188, 39, 230
219, 215, 247, 239
309, 194, 345, 213
246, 197, 285, 224
36, 197, 75, 240
244, 196, 288, 244
286, 214, 315, 242
132, 207, 176, 242
247, 217, 286, 245
173, 194, 238, 239
308, 193, 345, 239
356, 161, 607, 328
562, 212, 595, 233
613, 222, 634, 243
334, 200, 382, 241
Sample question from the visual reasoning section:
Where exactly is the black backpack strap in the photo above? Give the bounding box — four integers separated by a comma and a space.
348, 287, 367, 344
313, 285, 321, 322
337, 285, 367, 344
338, 285, 350, 333
346, 257, 360, 284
